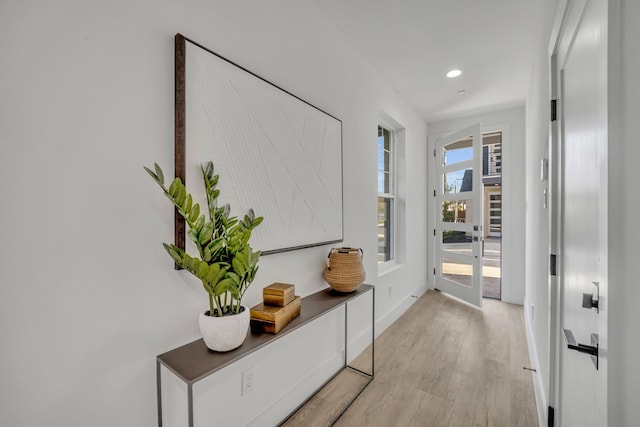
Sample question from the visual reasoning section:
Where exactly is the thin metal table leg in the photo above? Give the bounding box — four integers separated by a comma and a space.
344, 302, 348, 368
157, 360, 163, 427
188, 383, 194, 427
366, 287, 376, 377
329, 287, 375, 426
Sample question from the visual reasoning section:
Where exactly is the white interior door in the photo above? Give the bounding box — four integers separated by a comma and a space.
553, 0, 608, 425
434, 124, 483, 308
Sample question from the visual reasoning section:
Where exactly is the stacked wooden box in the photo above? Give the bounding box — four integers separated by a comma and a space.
250, 283, 301, 334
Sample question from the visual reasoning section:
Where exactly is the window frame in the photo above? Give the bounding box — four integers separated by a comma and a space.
377, 124, 396, 267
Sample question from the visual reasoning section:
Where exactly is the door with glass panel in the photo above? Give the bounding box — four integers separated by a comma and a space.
434, 124, 483, 307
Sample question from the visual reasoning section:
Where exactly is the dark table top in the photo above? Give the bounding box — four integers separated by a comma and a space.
157, 285, 373, 383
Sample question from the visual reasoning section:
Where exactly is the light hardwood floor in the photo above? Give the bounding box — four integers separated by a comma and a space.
283, 290, 539, 427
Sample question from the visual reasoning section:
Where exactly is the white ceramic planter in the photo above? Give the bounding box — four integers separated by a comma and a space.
198, 307, 250, 352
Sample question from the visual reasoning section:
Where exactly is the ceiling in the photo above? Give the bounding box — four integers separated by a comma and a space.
309, 0, 554, 123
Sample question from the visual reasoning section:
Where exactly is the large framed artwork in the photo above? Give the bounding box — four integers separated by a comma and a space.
175, 34, 343, 255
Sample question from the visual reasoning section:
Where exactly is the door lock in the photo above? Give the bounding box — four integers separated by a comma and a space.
582, 293, 599, 312
562, 329, 599, 370
582, 281, 599, 313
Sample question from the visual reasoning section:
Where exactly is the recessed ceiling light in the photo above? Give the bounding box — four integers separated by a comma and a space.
446, 69, 462, 78
457, 90, 466, 95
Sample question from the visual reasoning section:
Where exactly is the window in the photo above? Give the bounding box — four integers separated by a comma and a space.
378, 125, 395, 263
484, 142, 502, 175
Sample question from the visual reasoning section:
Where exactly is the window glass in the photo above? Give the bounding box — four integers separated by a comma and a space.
378, 125, 394, 263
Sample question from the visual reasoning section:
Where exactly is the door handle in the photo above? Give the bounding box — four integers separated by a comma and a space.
473, 225, 482, 242
562, 329, 599, 370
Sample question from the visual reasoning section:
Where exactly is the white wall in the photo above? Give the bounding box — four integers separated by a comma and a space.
0, 1, 428, 425
375, 111, 430, 334
522, 2, 556, 422
427, 106, 526, 305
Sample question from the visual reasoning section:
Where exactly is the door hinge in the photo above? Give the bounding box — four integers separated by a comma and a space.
433, 267, 436, 275
433, 148, 436, 157
551, 99, 557, 122
433, 189, 436, 197
548, 406, 555, 427
433, 229, 436, 236
550, 254, 557, 276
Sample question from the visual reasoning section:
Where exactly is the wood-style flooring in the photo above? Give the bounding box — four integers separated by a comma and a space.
283, 290, 539, 427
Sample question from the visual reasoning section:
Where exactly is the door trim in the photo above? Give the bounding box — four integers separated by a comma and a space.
548, 0, 578, 417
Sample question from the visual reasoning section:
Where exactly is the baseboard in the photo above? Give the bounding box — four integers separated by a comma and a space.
524, 300, 548, 427
375, 283, 427, 338
412, 283, 429, 298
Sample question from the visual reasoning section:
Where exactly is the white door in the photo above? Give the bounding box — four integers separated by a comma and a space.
434, 124, 483, 307
552, 0, 608, 425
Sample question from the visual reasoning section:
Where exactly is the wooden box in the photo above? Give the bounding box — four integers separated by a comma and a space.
250, 296, 301, 334
263, 283, 296, 307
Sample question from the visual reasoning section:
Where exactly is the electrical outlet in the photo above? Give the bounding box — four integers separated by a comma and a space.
241, 366, 255, 396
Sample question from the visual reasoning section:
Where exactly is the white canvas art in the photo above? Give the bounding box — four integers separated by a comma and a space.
180, 39, 343, 254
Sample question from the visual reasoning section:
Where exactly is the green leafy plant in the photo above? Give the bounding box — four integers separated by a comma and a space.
145, 161, 263, 317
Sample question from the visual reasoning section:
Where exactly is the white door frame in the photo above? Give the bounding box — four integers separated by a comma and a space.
547, 4, 565, 418
548, 1, 577, 417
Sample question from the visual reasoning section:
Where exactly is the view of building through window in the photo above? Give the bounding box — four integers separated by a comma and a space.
440, 132, 502, 238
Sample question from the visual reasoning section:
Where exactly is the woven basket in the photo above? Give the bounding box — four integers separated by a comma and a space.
323, 247, 366, 293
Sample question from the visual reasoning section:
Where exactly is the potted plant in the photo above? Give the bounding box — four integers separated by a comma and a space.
144, 161, 263, 351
